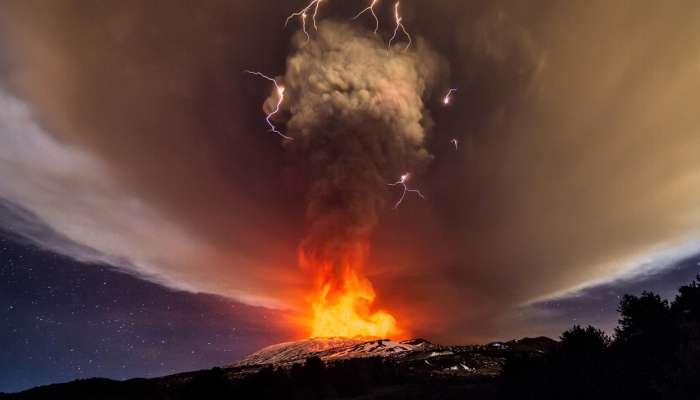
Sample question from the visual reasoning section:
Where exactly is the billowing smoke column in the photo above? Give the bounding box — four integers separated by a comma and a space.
265, 22, 440, 338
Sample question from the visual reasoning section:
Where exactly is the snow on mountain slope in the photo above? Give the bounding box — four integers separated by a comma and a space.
228, 336, 557, 379
236, 337, 431, 366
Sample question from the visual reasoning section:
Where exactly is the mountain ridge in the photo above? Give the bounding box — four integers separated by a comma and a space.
1, 336, 558, 399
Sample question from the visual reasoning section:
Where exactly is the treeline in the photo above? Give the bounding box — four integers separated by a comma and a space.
181, 356, 495, 399
183, 357, 409, 399
4, 357, 466, 400
503, 275, 700, 399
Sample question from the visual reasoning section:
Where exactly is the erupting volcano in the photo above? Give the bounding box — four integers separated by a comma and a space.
256, 21, 440, 340
301, 243, 398, 339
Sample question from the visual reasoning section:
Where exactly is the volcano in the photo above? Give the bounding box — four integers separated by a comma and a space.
231, 336, 557, 377
2, 336, 557, 400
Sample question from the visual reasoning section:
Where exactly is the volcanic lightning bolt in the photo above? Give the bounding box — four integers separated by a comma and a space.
244, 70, 293, 141
443, 88, 457, 105
388, 173, 424, 209
352, 0, 380, 34
286, 0, 324, 41
388, 1, 412, 51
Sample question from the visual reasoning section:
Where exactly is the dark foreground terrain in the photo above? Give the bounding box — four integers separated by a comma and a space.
3, 275, 700, 400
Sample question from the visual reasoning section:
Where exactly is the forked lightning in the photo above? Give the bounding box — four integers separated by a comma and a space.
352, 0, 380, 34
286, 0, 324, 41
443, 88, 457, 105
388, 2, 412, 51
244, 70, 293, 141
388, 173, 424, 209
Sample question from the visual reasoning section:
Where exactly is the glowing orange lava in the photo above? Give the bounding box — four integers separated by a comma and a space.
300, 244, 400, 339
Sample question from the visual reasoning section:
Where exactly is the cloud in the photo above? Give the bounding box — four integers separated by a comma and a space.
0, 89, 286, 308
2, 0, 700, 342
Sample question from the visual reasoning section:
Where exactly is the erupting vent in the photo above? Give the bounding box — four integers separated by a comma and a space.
301, 244, 399, 339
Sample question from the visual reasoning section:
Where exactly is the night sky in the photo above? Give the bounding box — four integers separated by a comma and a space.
0, 234, 290, 393
2, 0, 700, 393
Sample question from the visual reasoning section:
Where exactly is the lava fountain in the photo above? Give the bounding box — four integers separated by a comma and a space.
300, 242, 398, 338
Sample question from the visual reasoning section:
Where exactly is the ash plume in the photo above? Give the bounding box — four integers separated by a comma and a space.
270, 22, 441, 276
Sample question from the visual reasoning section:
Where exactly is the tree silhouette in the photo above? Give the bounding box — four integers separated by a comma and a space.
502, 277, 700, 400
667, 275, 700, 398
614, 292, 672, 345
560, 325, 610, 353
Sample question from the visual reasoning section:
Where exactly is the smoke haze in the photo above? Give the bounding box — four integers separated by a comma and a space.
2, 0, 700, 341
